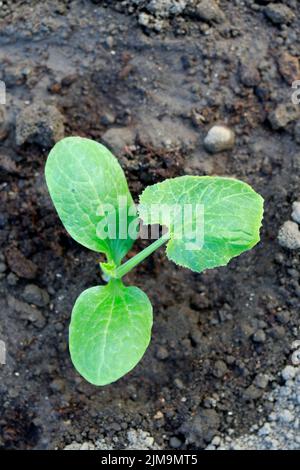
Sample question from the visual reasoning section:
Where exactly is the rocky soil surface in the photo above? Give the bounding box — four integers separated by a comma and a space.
0, 0, 300, 450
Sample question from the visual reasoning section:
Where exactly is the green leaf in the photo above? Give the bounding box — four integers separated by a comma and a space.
139, 176, 264, 273
45, 137, 137, 265
69, 280, 153, 386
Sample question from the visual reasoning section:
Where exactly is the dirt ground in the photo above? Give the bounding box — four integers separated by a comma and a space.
0, 0, 300, 450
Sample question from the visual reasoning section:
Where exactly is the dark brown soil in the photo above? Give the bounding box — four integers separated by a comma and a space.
0, 0, 299, 450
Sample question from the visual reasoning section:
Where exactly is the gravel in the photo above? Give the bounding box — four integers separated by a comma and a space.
206, 346, 300, 450
203, 125, 235, 153
268, 103, 300, 130
195, 0, 226, 24
22, 284, 49, 307
16, 103, 64, 148
277, 221, 300, 250
264, 4, 295, 25
63, 429, 160, 450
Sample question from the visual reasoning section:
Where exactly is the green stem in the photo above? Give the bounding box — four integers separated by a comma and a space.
114, 232, 169, 279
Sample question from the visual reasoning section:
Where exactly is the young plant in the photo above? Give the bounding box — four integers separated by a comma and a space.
45, 136, 264, 386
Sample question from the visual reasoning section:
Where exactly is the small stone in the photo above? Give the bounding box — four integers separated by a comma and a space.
169, 436, 182, 449
5, 247, 38, 279
254, 373, 269, 389
291, 340, 300, 350
291, 202, 300, 224
269, 325, 285, 339
50, 378, 65, 392
244, 384, 263, 400
213, 360, 228, 378
105, 36, 114, 49
239, 61, 260, 87
252, 329, 266, 343
16, 103, 64, 147
180, 408, 220, 446
195, 0, 226, 24
281, 365, 296, 381
277, 52, 300, 85
22, 284, 49, 307
7, 295, 46, 328
291, 349, 300, 366
211, 435, 221, 446
100, 112, 116, 126
6, 272, 18, 286
239, 321, 255, 339
146, 0, 187, 17
275, 310, 290, 324
279, 409, 294, 423
101, 127, 136, 155
204, 125, 235, 153
153, 411, 163, 420
258, 423, 272, 436
278, 221, 300, 250
156, 346, 169, 360
264, 4, 295, 25
0, 261, 6, 273
174, 378, 185, 389
268, 104, 300, 130
0, 154, 18, 176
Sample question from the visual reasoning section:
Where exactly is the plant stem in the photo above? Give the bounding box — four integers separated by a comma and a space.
114, 232, 169, 279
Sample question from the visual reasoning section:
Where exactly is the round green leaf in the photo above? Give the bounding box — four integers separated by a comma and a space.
69, 280, 153, 386
139, 176, 264, 273
45, 137, 137, 265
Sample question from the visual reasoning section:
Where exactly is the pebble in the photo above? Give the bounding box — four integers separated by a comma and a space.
156, 346, 169, 360
16, 103, 64, 147
239, 61, 260, 87
252, 329, 266, 343
291, 202, 300, 225
268, 103, 300, 130
291, 350, 300, 366
291, 340, 300, 350
277, 52, 300, 85
50, 379, 65, 392
195, 0, 226, 24
169, 436, 182, 449
22, 284, 49, 307
0, 261, 6, 273
281, 365, 296, 381
277, 221, 300, 250
153, 411, 163, 420
5, 247, 38, 279
203, 125, 235, 153
244, 384, 263, 400
211, 435, 221, 446
180, 408, 220, 446
254, 373, 269, 389
174, 378, 185, 389
213, 360, 228, 378
7, 295, 46, 328
0, 154, 18, 175
279, 410, 294, 423
275, 310, 290, 325
6, 272, 18, 286
264, 4, 295, 25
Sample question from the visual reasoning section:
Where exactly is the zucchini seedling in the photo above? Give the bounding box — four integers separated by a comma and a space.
45, 137, 263, 386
